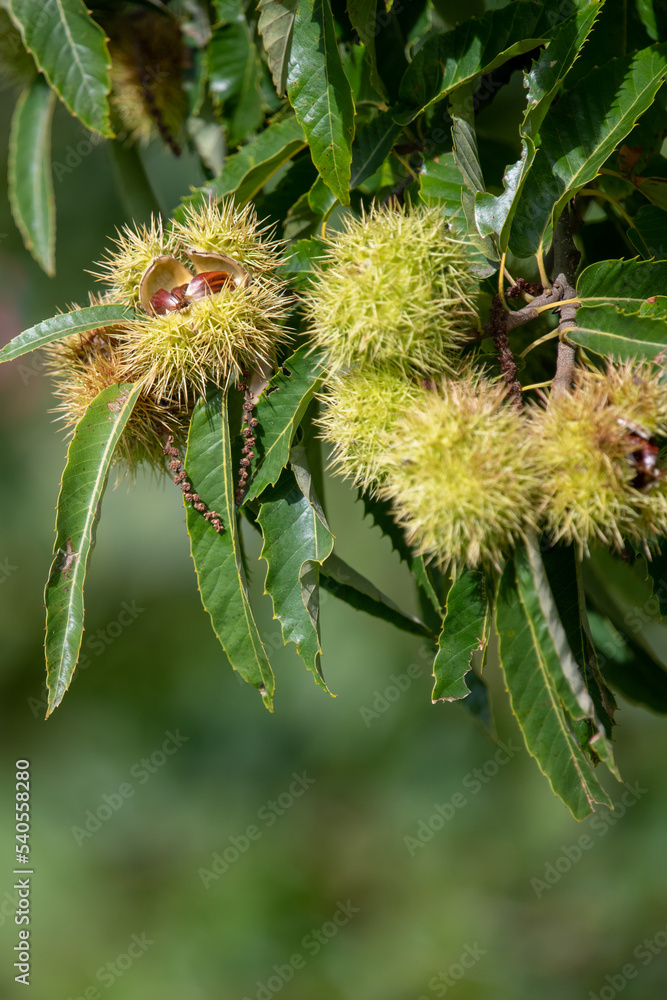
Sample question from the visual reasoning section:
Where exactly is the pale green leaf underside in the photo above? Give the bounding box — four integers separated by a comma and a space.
258, 457, 333, 688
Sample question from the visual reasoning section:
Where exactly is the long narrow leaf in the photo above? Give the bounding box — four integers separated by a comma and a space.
563, 303, 667, 361
9, 0, 113, 136
287, 0, 355, 204
245, 345, 325, 502
257, 0, 298, 96
519, 538, 619, 778
0, 304, 134, 365
44, 382, 142, 715
8, 76, 56, 275
258, 449, 334, 688
510, 44, 667, 257
495, 558, 612, 819
432, 570, 488, 702
320, 553, 434, 640
185, 389, 275, 708
475, 0, 600, 249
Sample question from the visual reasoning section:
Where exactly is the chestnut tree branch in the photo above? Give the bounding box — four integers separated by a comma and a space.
550, 205, 582, 396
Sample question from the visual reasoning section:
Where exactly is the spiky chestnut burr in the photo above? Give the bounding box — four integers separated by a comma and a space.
170, 201, 285, 276
42, 324, 191, 475
302, 203, 480, 377
103, 6, 188, 154
380, 376, 539, 572
529, 363, 667, 554
92, 201, 292, 405
317, 367, 422, 495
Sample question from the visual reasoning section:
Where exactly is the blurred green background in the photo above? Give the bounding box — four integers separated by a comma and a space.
2, 90, 667, 1000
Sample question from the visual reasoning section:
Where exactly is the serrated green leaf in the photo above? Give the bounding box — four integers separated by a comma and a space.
0, 304, 134, 365
320, 552, 434, 640
9, 0, 112, 137
207, 20, 264, 147
588, 610, 667, 713
563, 303, 667, 361
522, 0, 602, 143
308, 175, 337, 216
583, 546, 667, 672
627, 204, 667, 258
448, 87, 499, 261
185, 389, 275, 708
420, 153, 498, 274
395, 1, 557, 125
245, 345, 325, 502
518, 538, 619, 778
432, 569, 488, 702
176, 115, 307, 216
510, 44, 667, 258
275, 237, 325, 288
577, 256, 667, 303
347, 0, 386, 99
350, 108, 402, 189
303, 109, 402, 216
8, 76, 56, 275
44, 382, 141, 715
257, 0, 297, 97
258, 450, 334, 688
286, 0, 355, 204
542, 544, 618, 739
495, 557, 612, 819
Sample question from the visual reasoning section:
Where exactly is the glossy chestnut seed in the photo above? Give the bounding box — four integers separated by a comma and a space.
149, 270, 234, 314
186, 270, 234, 299
150, 287, 182, 314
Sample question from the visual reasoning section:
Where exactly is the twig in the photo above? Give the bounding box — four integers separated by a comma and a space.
551, 205, 582, 397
